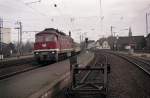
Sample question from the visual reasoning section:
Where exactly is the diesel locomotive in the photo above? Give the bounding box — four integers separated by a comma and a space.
34, 28, 79, 63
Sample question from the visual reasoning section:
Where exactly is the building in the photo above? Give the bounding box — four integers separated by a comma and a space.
96, 38, 111, 49
146, 34, 150, 51
0, 42, 13, 58
87, 40, 95, 49
0, 28, 11, 44
102, 41, 111, 49
107, 36, 117, 50
95, 41, 102, 49
114, 27, 146, 50
117, 36, 145, 50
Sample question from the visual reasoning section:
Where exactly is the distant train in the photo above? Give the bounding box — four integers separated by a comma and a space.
34, 28, 80, 63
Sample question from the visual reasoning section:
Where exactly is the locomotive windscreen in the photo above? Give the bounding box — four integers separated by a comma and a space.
35, 34, 57, 42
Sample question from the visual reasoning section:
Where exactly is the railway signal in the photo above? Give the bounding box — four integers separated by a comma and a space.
54, 4, 57, 7
85, 37, 88, 48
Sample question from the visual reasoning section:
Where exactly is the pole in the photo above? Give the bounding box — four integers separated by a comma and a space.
99, 0, 103, 34
0, 18, 2, 55
146, 13, 148, 35
111, 26, 113, 36
15, 21, 22, 57
79, 34, 81, 49
19, 22, 22, 56
17, 27, 20, 57
0, 18, 3, 60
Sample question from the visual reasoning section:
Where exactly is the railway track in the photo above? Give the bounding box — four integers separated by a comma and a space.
0, 52, 82, 80
107, 51, 150, 76
0, 62, 41, 80
0, 57, 71, 80
79, 53, 107, 83
68, 51, 110, 98
0, 56, 34, 68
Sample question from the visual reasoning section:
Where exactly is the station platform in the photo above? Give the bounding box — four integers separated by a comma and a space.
0, 51, 94, 98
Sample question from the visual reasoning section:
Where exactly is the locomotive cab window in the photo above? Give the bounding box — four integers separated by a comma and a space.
45, 34, 57, 42
35, 35, 44, 42
35, 34, 57, 42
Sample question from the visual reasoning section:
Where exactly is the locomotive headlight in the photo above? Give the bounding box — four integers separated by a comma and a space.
35, 52, 39, 54
52, 51, 55, 54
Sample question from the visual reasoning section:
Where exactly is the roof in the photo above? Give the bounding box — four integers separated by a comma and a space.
146, 33, 150, 38
36, 28, 66, 36
88, 40, 95, 44
97, 38, 107, 45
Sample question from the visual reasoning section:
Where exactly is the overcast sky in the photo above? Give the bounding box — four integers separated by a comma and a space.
0, 0, 150, 42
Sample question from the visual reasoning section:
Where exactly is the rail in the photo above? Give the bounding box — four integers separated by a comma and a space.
108, 51, 150, 76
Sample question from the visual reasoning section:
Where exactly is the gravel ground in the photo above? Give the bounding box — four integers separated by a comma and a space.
52, 50, 150, 98
107, 53, 150, 98
52, 51, 105, 98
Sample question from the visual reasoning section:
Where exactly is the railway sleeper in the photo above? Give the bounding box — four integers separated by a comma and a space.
65, 87, 107, 98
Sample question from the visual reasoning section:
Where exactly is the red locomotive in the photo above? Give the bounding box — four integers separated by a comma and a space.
34, 28, 76, 63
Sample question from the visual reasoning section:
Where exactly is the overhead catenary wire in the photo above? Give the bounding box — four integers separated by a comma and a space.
19, 0, 51, 18
0, 0, 53, 20
0, 0, 59, 31
0, 0, 52, 23
25, 0, 41, 5
1, 0, 103, 26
